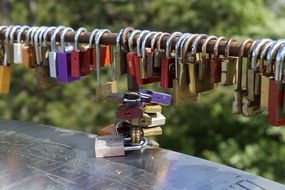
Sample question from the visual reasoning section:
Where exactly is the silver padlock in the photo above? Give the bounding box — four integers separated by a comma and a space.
95, 135, 125, 158
48, 26, 65, 78
14, 25, 30, 64
148, 113, 166, 127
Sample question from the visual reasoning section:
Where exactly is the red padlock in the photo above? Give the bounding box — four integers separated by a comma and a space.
71, 27, 87, 77
160, 32, 182, 89
210, 37, 224, 84
116, 103, 144, 121
268, 45, 285, 126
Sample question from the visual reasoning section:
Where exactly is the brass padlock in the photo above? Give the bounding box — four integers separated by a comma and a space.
221, 39, 238, 86
95, 29, 117, 101
144, 104, 162, 113
172, 33, 198, 105
260, 41, 283, 112
34, 27, 58, 90
232, 39, 253, 114
188, 34, 213, 94
114, 28, 132, 78
243, 39, 272, 116
142, 127, 162, 137
21, 27, 39, 68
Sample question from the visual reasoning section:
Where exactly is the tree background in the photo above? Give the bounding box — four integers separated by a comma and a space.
0, 0, 285, 184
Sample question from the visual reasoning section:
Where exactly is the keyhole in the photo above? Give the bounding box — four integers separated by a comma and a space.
125, 112, 131, 117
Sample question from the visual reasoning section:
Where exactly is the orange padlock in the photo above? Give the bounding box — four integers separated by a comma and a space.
22, 27, 38, 68
22, 44, 36, 68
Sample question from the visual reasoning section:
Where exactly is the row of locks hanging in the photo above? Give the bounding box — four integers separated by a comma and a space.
0, 25, 285, 129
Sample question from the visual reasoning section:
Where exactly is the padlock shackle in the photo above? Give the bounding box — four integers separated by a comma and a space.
201, 35, 217, 59
74, 27, 87, 50
60, 27, 74, 51
165, 32, 183, 59
259, 41, 276, 74
275, 46, 285, 81
95, 29, 111, 85
17, 25, 29, 43
34, 27, 48, 65
236, 39, 253, 90
141, 31, 156, 58
136, 30, 150, 57
150, 32, 163, 51
50, 26, 65, 52
181, 34, 198, 63
175, 33, 191, 78
224, 38, 237, 59
43, 26, 56, 46
128, 30, 141, 53
267, 40, 285, 74
251, 39, 272, 70
189, 34, 207, 63
213, 36, 226, 59
156, 32, 170, 52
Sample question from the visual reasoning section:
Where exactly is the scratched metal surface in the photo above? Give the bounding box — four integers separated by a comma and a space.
0, 119, 284, 190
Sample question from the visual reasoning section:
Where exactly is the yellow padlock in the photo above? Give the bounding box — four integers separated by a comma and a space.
0, 64, 12, 94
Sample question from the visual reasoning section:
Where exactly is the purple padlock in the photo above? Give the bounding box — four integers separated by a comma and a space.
57, 52, 80, 83
57, 27, 80, 83
139, 89, 172, 106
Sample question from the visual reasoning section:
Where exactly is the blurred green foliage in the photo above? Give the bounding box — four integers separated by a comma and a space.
0, 0, 285, 184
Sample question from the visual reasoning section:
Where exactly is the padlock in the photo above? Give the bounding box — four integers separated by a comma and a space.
144, 104, 162, 113
187, 34, 212, 94
259, 41, 276, 111
247, 39, 271, 101
116, 103, 144, 121
48, 26, 65, 78
41, 26, 56, 66
173, 33, 199, 105
210, 36, 225, 85
147, 33, 163, 79
200, 36, 217, 80
57, 52, 80, 83
133, 30, 160, 85
127, 52, 136, 76
268, 45, 285, 126
154, 32, 169, 68
142, 127, 162, 137
242, 40, 261, 117
160, 56, 175, 88
0, 64, 12, 94
35, 26, 48, 65
177, 33, 193, 87
160, 32, 182, 89
71, 27, 87, 77
34, 27, 58, 90
232, 39, 253, 114
14, 25, 29, 64
148, 113, 166, 127
114, 28, 133, 78
131, 113, 152, 127
0, 27, 13, 94
95, 135, 125, 158
21, 27, 38, 68
87, 28, 112, 69
95, 29, 117, 101
7, 25, 21, 65
243, 39, 273, 116
139, 89, 172, 106
261, 40, 285, 112
142, 31, 161, 79
251, 39, 272, 99
221, 38, 238, 86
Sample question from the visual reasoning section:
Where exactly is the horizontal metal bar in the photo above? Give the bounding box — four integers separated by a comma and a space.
0, 29, 252, 58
